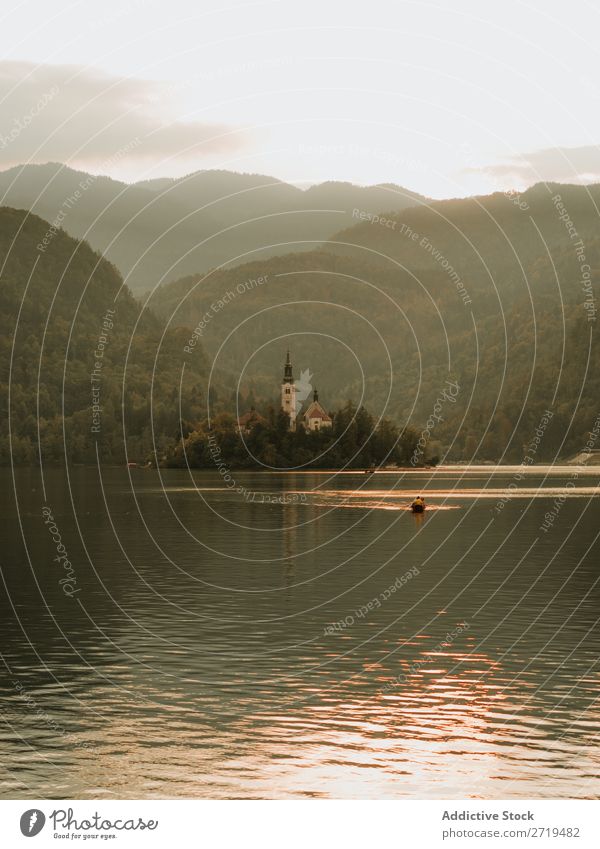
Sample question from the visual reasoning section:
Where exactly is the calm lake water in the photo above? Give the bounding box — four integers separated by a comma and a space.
1, 466, 599, 799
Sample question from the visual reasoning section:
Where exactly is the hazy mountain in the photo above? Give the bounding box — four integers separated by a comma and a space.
4, 177, 599, 465
0, 163, 427, 293
326, 181, 600, 279
0, 206, 210, 465
136, 170, 426, 219
148, 182, 600, 461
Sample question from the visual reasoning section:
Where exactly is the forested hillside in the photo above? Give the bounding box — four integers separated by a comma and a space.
149, 182, 600, 462
0, 207, 210, 465
0, 164, 426, 293
3, 173, 600, 467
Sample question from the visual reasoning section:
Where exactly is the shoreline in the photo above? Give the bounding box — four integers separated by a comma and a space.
14, 463, 600, 473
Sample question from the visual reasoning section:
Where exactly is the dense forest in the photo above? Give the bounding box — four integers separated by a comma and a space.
0, 208, 210, 465
150, 182, 600, 462
0, 207, 422, 470
167, 404, 423, 470
2, 173, 600, 467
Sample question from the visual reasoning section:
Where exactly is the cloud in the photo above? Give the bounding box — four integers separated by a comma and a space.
0, 61, 247, 168
470, 145, 600, 185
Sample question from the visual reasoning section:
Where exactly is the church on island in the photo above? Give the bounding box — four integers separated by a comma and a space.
281, 350, 332, 432
239, 351, 333, 434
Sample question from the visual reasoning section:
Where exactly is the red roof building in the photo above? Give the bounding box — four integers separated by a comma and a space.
302, 389, 332, 432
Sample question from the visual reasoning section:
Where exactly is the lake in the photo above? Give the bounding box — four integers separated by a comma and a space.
1, 466, 599, 799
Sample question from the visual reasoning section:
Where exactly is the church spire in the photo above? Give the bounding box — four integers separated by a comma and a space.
281, 350, 297, 431
283, 349, 294, 384
313, 387, 319, 402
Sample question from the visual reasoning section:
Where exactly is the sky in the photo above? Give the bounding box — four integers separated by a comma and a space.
1, 0, 599, 198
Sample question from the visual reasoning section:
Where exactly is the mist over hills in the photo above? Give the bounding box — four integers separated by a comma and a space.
0, 163, 427, 294
327, 182, 600, 274
149, 181, 600, 461
2, 168, 599, 464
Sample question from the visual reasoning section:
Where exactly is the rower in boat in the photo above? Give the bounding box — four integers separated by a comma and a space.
410, 496, 426, 513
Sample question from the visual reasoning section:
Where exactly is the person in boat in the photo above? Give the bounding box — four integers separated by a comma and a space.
411, 496, 426, 512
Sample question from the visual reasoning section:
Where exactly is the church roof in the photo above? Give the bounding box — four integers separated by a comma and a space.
303, 400, 332, 422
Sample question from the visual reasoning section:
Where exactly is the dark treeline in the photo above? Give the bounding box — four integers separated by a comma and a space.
1, 208, 421, 470
3, 192, 600, 469
167, 403, 425, 470
150, 183, 600, 464
0, 208, 210, 466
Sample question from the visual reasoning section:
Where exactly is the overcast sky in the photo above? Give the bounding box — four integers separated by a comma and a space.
1, 0, 599, 198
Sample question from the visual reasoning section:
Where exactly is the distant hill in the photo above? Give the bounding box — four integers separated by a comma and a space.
0, 207, 211, 465
148, 182, 600, 462
0, 163, 427, 293
3, 177, 600, 465
326, 181, 600, 280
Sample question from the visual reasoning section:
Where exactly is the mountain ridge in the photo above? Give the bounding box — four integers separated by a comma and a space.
0, 163, 428, 292
147, 179, 600, 462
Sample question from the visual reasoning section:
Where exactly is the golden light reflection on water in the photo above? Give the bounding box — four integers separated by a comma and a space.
4, 468, 600, 799
236, 661, 508, 798
232, 645, 600, 799
304, 487, 600, 504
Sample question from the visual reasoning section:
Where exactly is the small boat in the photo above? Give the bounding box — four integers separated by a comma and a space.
410, 499, 425, 513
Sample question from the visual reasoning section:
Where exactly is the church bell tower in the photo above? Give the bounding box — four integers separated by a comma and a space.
281, 350, 297, 431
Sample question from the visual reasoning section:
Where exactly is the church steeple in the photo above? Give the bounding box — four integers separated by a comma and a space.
281, 350, 297, 431
283, 350, 294, 383
313, 387, 319, 402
